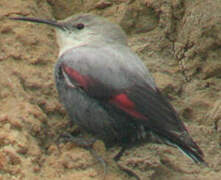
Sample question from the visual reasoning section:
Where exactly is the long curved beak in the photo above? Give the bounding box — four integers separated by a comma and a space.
10, 17, 64, 30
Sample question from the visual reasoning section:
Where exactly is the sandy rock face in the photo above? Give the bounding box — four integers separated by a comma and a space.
0, 0, 221, 179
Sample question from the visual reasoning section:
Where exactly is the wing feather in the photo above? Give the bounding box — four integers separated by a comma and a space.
57, 45, 204, 163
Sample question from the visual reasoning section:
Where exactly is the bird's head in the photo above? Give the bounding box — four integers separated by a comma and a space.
11, 14, 127, 56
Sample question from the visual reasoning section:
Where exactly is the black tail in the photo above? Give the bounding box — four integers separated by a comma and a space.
172, 139, 205, 164
160, 131, 206, 164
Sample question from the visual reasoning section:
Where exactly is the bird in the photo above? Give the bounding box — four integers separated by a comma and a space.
11, 14, 205, 165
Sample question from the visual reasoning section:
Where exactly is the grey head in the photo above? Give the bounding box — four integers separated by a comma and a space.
11, 14, 128, 56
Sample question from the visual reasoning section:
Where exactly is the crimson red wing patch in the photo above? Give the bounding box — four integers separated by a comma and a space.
62, 64, 147, 120
110, 93, 148, 120
62, 64, 89, 89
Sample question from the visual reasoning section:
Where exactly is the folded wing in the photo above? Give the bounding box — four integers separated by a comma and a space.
58, 45, 204, 163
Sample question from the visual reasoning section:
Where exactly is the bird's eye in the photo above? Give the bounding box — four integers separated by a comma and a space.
76, 23, 84, 30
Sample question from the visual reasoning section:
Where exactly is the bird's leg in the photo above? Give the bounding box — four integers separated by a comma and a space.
114, 146, 127, 161
59, 132, 96, 147
58, 132, 107, 178
117, 163, 141, 180
87, 147, 107, 179
114, 146, 141, 180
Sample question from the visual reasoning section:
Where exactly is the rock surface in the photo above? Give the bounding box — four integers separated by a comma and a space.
0, 0, 221, 179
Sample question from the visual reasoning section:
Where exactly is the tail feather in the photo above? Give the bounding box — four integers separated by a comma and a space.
177, 146, 204, 163
155, 130, 206, 164
171, 139, 205, 164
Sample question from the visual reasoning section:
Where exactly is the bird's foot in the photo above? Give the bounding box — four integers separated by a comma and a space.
57, 133, 107, 179
117, 163, 141, 180
88, 147, 107, 179
58, 132, 96, 148
113, 146, 127, 161
113, 147, 141, 180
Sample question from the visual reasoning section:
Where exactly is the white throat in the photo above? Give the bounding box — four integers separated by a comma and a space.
56, 30, 91, 57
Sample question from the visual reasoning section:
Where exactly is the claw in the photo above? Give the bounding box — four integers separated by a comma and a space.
117, 163, 141, 180
57, 132, 96, 147
88, 148, 107, 179
114, 146, 127, 161
57, 133, 107, 178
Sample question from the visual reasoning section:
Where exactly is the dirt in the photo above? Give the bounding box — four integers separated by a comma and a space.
0, 0, 221, 179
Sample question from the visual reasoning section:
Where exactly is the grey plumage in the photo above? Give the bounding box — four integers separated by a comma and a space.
11, 13, 205, 164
